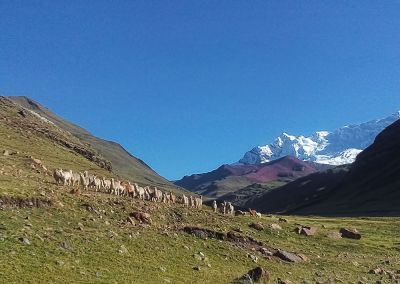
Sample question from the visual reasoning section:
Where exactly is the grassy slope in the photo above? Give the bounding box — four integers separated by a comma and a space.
8, 96, 181, 193
1, 99, 399, 283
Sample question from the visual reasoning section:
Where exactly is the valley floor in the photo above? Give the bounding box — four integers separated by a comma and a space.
0, 185, 399, 283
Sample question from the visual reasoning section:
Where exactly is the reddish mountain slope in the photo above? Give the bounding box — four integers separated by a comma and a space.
175, 156, 322, 197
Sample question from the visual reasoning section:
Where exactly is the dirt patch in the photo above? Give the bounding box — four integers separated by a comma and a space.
0, 196, 53, 209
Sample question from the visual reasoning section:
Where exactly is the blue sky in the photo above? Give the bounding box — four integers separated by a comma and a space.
1, 1, 400, 180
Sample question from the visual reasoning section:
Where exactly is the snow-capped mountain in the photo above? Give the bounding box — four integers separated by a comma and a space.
239, 111, 400, 166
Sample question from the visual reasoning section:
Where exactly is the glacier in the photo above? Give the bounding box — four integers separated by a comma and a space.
239, 111, 400, 166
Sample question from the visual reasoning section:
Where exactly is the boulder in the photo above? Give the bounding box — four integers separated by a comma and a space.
327, 231, 342, 239
269, 223, 282, 230
249, 222, 264, 231
295, 225, 317, 236
248, 267, 269, 283
340, 228, 361, 240
273, 250, 303, 263
236, 267, 270, 283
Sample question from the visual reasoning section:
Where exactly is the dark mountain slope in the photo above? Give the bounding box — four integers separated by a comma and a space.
246, 119, 400, 216
8, 96, 182, 192
175, 156, 322, 197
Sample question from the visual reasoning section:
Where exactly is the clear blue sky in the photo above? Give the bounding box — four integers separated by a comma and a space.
1, 1, 400, 180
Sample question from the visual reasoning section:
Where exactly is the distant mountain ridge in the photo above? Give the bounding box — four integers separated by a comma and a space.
239, 111, 400, 166
175, 156, 324, 197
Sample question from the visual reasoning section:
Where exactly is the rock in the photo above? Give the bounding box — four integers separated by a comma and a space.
259, 247, 273, 256
248, 254, 258, 263
269, 223, 282, 230
159, 266, 167, 272
327, 231, 342, 239
236, 267, 270, 283
77, 223, 84, 231
249, 222, 264, 231
340, 228, 361, 240
273, 250, 303, 263
60, 242, 71, 250
234, 227, 244, 233
297, 253, 309, 262
19, 237, 30, 245
247, 267, 269, 283
31, 157, 42, 165
126, 217, 135, 225
119, 245, 129, 254
130, 211, 152, 224
235, 273, 253, 284
277, 279, 293, 284
3, 150, 10, 156
295, 225, 318, 236
193, 266, 201, 271
56, 260, 65, 266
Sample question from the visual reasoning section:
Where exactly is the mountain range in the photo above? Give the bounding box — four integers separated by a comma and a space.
239, 111, 400, 165
176, 111, 400, 203
245, 117, 400, 216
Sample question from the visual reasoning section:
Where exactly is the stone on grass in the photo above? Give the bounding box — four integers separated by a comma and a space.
235, 267, 270, 283
18, 237, 30, 245
273, 250, 303, 263
295, 225, 317, 236
340, 228, 361, 240
269, 223, 282, 230
249, 222, 264, 231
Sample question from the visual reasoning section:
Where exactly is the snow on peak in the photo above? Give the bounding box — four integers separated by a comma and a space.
239, 111, 400, 166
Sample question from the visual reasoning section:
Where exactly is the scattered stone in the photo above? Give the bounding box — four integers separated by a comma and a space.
259, 247, 273, 256
30, 157, 42, 165
249, 222, 264, 231
160, 266, 167, 272
130, 211, 152, 224
19, 237, 30, 245
236, 267, 270, 283
340, 228, 361, 240
119, 245, 129, 254
60, 241, 71, 250
273, 250, 303, 263
269, 223, 282, 230
327, 231, 342, 239
234, 227, 244, 233
277, 279, 293, 284
77, 223, 84, 231
56, 260, 65, 266
234, 273, 253, 284
193, 266, 201, 271
248, 254, 258, 263
126, 217, 135, 225
297, 253, 309, 262
295, 225, 318, 236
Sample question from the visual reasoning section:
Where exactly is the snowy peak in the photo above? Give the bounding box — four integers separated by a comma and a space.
239, 111, 400, 166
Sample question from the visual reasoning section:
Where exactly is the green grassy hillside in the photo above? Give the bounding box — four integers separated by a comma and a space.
8, 96, 181, 192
